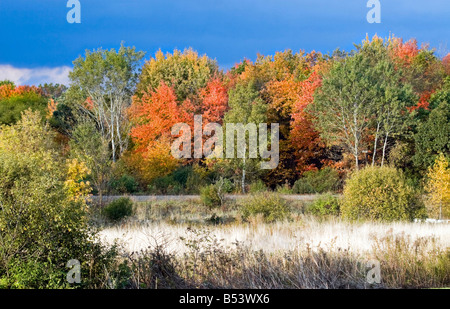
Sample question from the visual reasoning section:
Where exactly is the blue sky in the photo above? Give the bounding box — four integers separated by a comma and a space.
0, 0, 449, 85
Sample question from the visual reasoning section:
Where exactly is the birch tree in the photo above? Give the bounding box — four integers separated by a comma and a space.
311, 42, 414, 169
68, 44, 145, 162
223, 81, 267, 193
311, 52, 377, 169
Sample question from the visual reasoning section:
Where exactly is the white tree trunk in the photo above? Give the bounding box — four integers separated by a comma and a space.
372, 121, 381, 166
242, 156, 246, 194
381, 132, 389, 167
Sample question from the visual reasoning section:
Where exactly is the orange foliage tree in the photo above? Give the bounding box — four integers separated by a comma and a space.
199, 77, 228, 124
0, 84, 42, 100
127, 76, 229, 185
290, 65, 332, 174
389, 36, 445, 112
389, 38, 419, 66
127, 83, 184, 184
261, 75, 302, 186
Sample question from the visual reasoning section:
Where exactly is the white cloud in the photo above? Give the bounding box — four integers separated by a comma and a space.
0, 64, 71, 86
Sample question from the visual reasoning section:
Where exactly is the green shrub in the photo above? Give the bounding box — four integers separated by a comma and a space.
172, 166, 193, 186
307, 193, 340, 216
240, 192, 290, 223
341, 166, 426, 221
292, 178, 314, 194
275, 182, 293, 194
199, 177, 233, 209
103, 197, 134, 222
149, 176, 173, 194
293, 167, 340, 194
110, 175, 139, 194
249, 179, 267, 193
217, 177, 234, 194
149, 166, 203, 194
200, 184, 223, 209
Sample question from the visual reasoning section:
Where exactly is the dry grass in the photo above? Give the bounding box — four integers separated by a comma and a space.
99, 216, 450, 256
95, 200, 450, 289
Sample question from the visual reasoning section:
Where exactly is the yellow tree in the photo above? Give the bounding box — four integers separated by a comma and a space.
65, 158, 92, 203
425, 153, 450, 219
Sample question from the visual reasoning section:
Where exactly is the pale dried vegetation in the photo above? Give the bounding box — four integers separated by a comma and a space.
95, 200, 450, 289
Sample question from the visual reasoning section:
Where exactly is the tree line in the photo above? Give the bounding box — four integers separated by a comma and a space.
0, 35, 449, 204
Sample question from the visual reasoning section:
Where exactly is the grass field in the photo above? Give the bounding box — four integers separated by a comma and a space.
93, 199, 450, 289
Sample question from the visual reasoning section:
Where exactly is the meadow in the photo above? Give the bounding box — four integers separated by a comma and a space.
94, 198, 450, 289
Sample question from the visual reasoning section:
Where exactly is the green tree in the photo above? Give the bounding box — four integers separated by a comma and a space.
311, 40, 415, 169
0, 80, 14, 86
223, 81, 268, 193
414, 101, 450, 171
0, 88, 47, 125
67, 43, 145, 162
38, 83, 67, 100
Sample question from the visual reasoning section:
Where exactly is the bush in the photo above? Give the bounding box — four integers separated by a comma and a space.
217, 177, 234, 194
293, 167, 340, 194
240, 192, 290, 223
172, 166, 192, 186
103, 197, 134, 222
249, 179, 267, 193
148, 166, 204, 194
149, 175, 173, 194
0, 111, 115, 288
341, 166, 426, 221
199, 177, 233, 209
200, 185, 223, 209
307, 194, 340, 216
275, 181, 293, 194
110, 175, 139, 194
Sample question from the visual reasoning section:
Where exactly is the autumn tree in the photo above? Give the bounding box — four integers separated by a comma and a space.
290, 65, 331, 174
127, 83, 183, 184
136, 48, 218, 101
425, 153, 450, 219
199, 77, 229, 124
443, 53, 450, 76
260, 76, 302, 186
238, 50, 320, 90
388, 37, 445, 110
130, 49, 225, 183
239, 50, 322, 186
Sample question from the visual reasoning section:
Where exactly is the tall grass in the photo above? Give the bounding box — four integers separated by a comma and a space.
100, 224, 449, 289
93, 199, 450, 289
